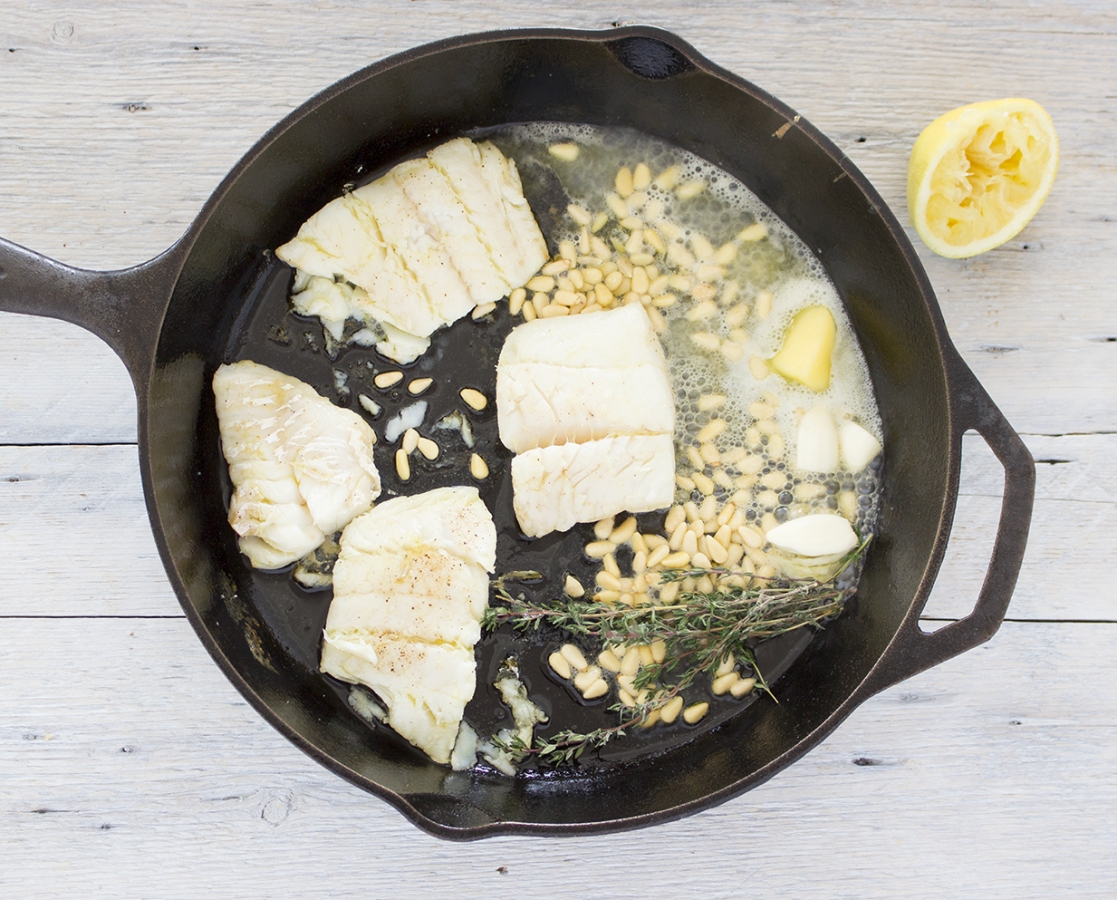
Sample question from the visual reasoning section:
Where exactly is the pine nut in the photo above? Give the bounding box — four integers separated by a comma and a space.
715, 653, 737, 677
548, 651, 573, 680
470, 302, 496, 320
668, 521, 687, 551
560, 643, 589, 671
540, 304, 568, 318
573, 666, 602, 691
646, 544, 671, 568
691, 332, 721, 352
714, 242, 738, 265
595, 570, 622, 592
591, 211, 608, 233
698, 393, 727, 411
726, 543, 745, 567
582, 678, 610, 700
595, 590, 621, 603
720, 280, 740, 306
698, 495, 717, 522
542, 258, 571, 276
731, 677, 757, 698
527, 274, 555, 293
615, 165, 634, 198
509, 287, 527, 315
644, 229, 666, 254
598, 648, 622, 672
768, 434, 786, 459
402, 427, 420, 454
721, 342, 745, 361
676, 474, 696, 491
682, 702, 709, 724
726, 302, 749, 326
696, 419, 727, 443
632, 162, 652, 190
738, 222, 768, 242
549, 142, 579, 161
686, 299, 719, 322
567, 203, 591, 226
395, 448, 410, 481
660, 695, 685, 724
584, 540, 615, 558
522, 302, 537, 321
749, 356, 770, 380
707, 537, 729, 564
664, 505, 686, 532
662, 551, 691, 569
713, 469, 735, 490
564, 574, 585, 598
374, 370, 403, 389
658, 581, 680, 603
695, 263, 726, 283
559, 240, 578, 261
610, 516, 638, 545
603, 552, 621, 578
693, 285, 718, 304
755, 289, 773, 319
620, 647, 641, 677
636, 645, 654, 668
618, 689, 636, 708
416, 437, 439, 460
692, 471, 715, 495
713, 672, 740, 695
654, 164, 681, 190
469, 453, 489, 479
691, 233, 715, 260
684, 500, 701, 522
676, 179, 706, 199
631, 532, 648, 554
691, 551, 712, 570
650, 640, 667, 664
592, 516, 615, 540
531, 292, 548, 314
686, 445, 705, 470
757, 564, 778, 580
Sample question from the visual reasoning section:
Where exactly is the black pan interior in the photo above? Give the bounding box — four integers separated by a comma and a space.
142, 31, 950, 833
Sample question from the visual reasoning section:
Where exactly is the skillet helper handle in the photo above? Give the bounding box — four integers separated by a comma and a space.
868, 351, 1035, 694
0, 235, 180, 386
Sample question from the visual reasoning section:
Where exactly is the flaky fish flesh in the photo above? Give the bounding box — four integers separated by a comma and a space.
276, 137, 547, 360
319, 486, 496, 765
213, 360, 381, 569
496, 304, 676, 537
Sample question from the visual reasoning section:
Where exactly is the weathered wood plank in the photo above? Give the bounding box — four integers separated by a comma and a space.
0, 617, 1113, 898
1, 2, 1115, 440
2, 435, 1111, 620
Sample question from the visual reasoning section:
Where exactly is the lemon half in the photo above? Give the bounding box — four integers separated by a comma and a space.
907, 98, 1058, 258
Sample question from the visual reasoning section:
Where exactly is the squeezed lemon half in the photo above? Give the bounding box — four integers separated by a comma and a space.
907, 98, 1058, 258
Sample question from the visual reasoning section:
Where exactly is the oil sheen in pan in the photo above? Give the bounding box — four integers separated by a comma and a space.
214, 122, 884, 774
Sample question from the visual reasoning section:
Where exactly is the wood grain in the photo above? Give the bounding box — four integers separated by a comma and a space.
1, 1, 1115, 896
1, 617, 1113, 898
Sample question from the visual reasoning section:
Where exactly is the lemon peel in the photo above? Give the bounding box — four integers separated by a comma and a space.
907, 98, 1058, 258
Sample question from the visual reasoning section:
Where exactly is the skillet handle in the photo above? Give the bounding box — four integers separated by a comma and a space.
865, 350, 1035, 694
0, 236, 183, 387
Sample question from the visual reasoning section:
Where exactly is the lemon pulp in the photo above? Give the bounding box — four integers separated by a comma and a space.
908, 98, 1058, 258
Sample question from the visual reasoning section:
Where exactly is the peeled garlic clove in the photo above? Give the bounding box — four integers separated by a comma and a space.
796, 405, 839, 473
766, 513, 858, 558
840, 420, 882, 472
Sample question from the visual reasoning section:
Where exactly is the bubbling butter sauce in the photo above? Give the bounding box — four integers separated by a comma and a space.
489, 123, 883, 540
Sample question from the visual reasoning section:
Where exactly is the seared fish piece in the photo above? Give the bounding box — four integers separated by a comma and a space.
275, 137, 547, 352
511, 434, 676, 538
213, 360, 381, 569
497, 305, 676, 536
320, 486, 496, 765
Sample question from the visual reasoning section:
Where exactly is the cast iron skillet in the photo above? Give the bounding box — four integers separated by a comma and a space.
0, 26, 1034, 838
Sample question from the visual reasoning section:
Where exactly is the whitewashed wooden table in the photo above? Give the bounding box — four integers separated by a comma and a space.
2, 2, 1114, 897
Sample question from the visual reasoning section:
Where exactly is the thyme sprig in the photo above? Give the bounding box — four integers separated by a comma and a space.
485, 537, 871, 766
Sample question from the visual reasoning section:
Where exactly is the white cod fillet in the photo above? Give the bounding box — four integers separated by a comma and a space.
320, 486, 496, 765
511, 435, 676, 538
275, 137, 547, 349
496, 304, 677, 537
213, 360, 381, 569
